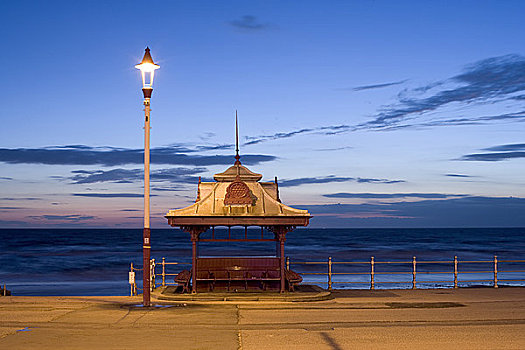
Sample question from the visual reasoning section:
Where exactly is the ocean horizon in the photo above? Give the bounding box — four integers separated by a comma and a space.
1, 227, 524, 296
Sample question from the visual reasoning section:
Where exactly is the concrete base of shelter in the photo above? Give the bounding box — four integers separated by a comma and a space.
152, 284, 332, 302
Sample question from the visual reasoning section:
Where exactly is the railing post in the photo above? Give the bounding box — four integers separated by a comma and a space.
370, 256, 375, 290
286, 256, 290, 271
162, 257, 166, 287
328, 256, 332, 291
412, 256, 417, 289
494, 255, 498, 288
454, 256, 458, 288
2, 283, 5, 296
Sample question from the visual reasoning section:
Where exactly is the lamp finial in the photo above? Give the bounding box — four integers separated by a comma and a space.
140, 47, 156, 65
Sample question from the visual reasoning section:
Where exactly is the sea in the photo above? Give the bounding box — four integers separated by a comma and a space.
1, 228, 524, 296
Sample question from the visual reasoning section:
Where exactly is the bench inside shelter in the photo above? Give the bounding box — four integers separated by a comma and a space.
196, 257, 281, 291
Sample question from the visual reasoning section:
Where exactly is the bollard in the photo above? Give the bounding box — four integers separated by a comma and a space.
370, 256, 375, 290
162, 257, 166, 287
286, 256, 290, 271
3, 283, 6, 296
328, 257, 332, 291
150, 258, 156, 291
454, 256, 458, 288
412, 256, 417, 289
129, 263, 135, 296
494, 255, 498, 288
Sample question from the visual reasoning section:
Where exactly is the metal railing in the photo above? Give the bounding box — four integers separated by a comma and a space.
129, 258, 192, 296
288, 255, 525, 291
156, 257, 192, 288
129, 255, 525, 295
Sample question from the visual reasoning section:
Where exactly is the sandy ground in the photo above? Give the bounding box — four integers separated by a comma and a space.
1, 288, 524, 349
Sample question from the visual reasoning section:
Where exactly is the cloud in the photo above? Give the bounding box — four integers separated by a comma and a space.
445, 174, 473, 178
0, 219, 31, 226
315, 146, 353, 152
27, 214, 96, 222
0, 145, 275, 166
459, 143, 525, 161
351, 80, 408, 91
198, 132, 216, 141
460, 151, 525, 161
120, 209, 141, 212
356, 178, 404, 184
0, 176, 13, 180
229, 15, 269, 31
0, 206, 25, 209
69, 169, 140, 184
359, 54, 525, 130
72, 193, 153, 198
193, 55, 525, 148
483, 143, 525, 152
279, 176, 355, 187
194, 144, 234, 151
382, 111, 525, 131
246, 55, 525, 144
0, 197, 41, 201
68, 167, 207, 184
378, 110, 525, 131
302, 196, 525, 227
240, 109, 524, 147
244, 128, 314, 145
323, 193, 466, 199
152, 186, 186, 192
278, 176, 404, 187
244, 125, 351, 145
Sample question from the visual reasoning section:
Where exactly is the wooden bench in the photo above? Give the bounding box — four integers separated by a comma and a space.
285, 269, 303, 292
174, 269, 191, 293
196, 257, 281, 291
228, 267, 281, 291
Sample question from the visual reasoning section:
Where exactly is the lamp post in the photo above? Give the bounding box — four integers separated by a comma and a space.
136, 47, 159, 307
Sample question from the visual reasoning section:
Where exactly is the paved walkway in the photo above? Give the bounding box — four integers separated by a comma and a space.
1, 288, 524, 349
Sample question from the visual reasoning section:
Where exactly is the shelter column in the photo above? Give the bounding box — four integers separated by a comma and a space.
279, 232, 286, 293
190, 230, 198, 294
269, 226, 293, 293
182, 226, 208, 294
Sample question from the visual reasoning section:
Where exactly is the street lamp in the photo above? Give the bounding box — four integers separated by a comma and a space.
136, 47, 159, 307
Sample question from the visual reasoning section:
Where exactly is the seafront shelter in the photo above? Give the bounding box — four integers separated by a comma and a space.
165, 134, 311, 294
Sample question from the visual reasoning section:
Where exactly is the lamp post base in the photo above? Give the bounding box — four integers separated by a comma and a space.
143, 227, 151, 306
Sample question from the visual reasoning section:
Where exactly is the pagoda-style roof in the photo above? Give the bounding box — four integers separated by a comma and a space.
165, 162, 312, 227
214, 163, 263, 182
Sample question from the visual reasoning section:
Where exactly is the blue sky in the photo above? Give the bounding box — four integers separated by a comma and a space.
1, 0, 525, 228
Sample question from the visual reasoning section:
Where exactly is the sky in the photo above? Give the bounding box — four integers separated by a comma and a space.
1, 0, 525, 228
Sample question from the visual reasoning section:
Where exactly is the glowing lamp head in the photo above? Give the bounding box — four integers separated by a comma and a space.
136, 47, 159, 97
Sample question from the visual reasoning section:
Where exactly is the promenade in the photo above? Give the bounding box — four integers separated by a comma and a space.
1, 288, 524, 349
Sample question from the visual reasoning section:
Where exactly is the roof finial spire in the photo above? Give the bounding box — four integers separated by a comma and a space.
235, 110, 241, 165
